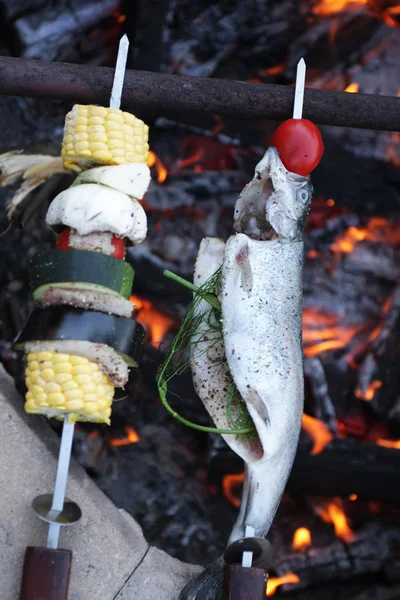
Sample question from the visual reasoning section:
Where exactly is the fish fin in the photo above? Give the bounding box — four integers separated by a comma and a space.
246, 388, 269, 423
235, 242, 253, 294
179, 557, 224, 600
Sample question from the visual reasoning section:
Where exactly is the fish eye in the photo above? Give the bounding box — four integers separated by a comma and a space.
298, 188, 310, 204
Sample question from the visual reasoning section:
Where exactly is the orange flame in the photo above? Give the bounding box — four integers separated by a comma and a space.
313, 0, 367, 16
109, 425, 139, 447
331, 218, 400, 256
376, 438, 400, 450
355, 380, 383, 402
302, 414, 333, 455
261, 62, 288, 76
222, 473, 244, 508
315, 498, 354, 542
292, 527, 312, 551
267, 573, 300, 596
345, 82, 360, 93
147, 151, 168, 183
303, 308, 362, 358
131, 295, 175, 348
383, 5, 400, 27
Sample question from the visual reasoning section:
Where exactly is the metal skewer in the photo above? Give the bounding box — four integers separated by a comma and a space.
222, 59, 306, 600
293, 58, 306, 119
19, 34, 130, 600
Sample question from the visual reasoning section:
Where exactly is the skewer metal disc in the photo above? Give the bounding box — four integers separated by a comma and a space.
224, 537, 272, 569
32, 494, 82, 526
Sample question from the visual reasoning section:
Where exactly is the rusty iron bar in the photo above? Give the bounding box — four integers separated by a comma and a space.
1, 57, 400, 131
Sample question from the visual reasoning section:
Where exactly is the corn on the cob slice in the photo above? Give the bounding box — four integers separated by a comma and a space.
25, 351, 115, 424
61, 105, 149, 173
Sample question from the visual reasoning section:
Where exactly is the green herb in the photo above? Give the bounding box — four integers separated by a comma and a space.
156, 269, 256, 435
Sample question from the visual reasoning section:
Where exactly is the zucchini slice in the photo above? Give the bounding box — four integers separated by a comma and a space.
14, 306, 144, 367
29, 250, 134, 300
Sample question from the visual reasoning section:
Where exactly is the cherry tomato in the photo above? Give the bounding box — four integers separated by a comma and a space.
55, 227, 71, 250
110, 235, 125, 260
272, 119, 323, 177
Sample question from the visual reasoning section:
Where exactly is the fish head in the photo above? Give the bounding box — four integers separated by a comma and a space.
234, 146, 313, 241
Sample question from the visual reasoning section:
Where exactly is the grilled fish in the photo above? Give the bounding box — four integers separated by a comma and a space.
182, 147, 312, 599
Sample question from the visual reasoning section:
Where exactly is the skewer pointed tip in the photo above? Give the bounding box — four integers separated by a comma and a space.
109, 34, 130, 109
293, 58, 306, 120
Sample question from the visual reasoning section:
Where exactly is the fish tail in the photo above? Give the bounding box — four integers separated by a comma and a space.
179, 557, 224, 600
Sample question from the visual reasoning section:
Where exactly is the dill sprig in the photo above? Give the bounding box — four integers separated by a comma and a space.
156, 269, 255, 435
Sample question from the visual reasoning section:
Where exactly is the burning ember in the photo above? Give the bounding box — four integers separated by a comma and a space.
312, 0, 367, 17
344, 82, 360, 93
266, 573, 300, 596
303, 309, 362, 358
109, 426, 140, 447
330, 218, 400, 255
292, 527, 312, 551
301, 414, 333, 455
355, 380, 383, 402
222, 473, 243, 508
376, 438, 400, 450
131, 295, 175, 348
314, 498, 354, 542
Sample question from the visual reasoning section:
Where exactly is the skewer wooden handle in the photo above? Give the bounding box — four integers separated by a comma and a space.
19, 546, 72, 600
222, 564, 268, 600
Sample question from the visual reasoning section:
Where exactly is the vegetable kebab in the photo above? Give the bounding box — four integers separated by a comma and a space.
15, 104, 150, 424
5, 35, 152, 600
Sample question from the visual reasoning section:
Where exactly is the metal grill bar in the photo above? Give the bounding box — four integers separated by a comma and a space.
0, 56, 399, 131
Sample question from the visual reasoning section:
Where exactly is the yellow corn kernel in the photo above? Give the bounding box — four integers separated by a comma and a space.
74, 133, 88, 142
64, 389, 83, 401
33, 393, 47, 406
76, 141, 90, 152
45, 382, 61, 394
37, 351, 53, 362
54, 373, 72, 385
53, 353, 71, 363
62, 380, 78, 391
48, 393, 65, 406
66, 399, 84, 411
25, 400, 37, 412
89, 106, 107, 118
69, 356, 88, 365
24, 350, 115, 424
111, 149, 126, 158
54, 362, 72, 373
61, 104, 149, 171
41, 368, 55, 382
72, 364, 91, 375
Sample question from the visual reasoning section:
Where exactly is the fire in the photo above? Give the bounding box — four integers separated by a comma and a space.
315, 498, 354, 542
376, 438, 400, 450
331, 217, 400, 256
312, 0, 367, 17
109, 426, 139, 447
147, 151, 168, 183
292, 527, 312, 551
355, 380, 383, 402
266, 573, 300, 596
261, 62, 288, 76
222, 473, 244, 508
303, 308, 362, 357
131, 295, 175, 348
302, 414, 333, 455
383, 5, 400, 27
345, 82, 360, 93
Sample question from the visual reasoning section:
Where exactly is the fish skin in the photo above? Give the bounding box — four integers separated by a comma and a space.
190, 237, 262, 463
222, 234, 304, 542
